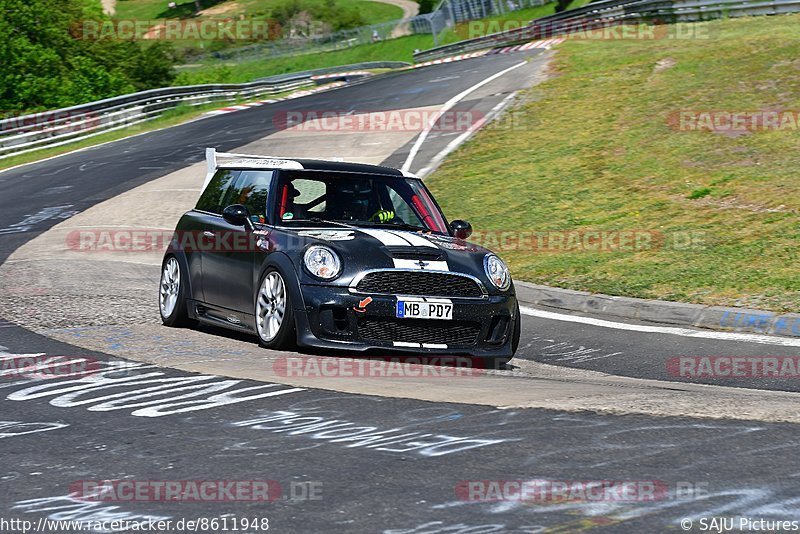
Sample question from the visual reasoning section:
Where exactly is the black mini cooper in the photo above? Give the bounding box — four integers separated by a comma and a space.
159, 150, 520, 365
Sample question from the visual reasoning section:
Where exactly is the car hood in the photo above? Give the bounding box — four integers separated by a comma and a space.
277, 226, 501, 289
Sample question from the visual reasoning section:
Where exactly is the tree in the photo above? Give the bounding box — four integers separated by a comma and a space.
0, 0, 175, 112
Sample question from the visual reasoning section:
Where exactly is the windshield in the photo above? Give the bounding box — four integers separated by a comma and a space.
273, 171, 449, 234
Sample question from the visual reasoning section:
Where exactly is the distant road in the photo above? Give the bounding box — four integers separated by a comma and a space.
375, 0, 420, 19
372, 0, 421, 37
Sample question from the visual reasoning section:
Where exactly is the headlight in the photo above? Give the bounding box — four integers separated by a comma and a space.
304, 246, 342, 280
484, 254, 511, 291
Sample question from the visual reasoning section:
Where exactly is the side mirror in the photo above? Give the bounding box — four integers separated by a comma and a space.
451, 220, 473, 240
222, 204, 251, 229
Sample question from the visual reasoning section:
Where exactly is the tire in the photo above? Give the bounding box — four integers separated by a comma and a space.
255, 269, 297, 350
159, 255, 196, 328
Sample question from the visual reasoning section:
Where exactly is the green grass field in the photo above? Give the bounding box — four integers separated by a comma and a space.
112, 0, 405, 57
426, 15, 800, 312
174, 33, 443, 84
114, 0, 404, 24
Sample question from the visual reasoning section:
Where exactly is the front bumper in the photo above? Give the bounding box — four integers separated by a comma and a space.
294, 284, 517, 358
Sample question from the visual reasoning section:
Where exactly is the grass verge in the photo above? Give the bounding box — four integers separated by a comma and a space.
115, 0, 403, 25
175, 34, 441, 83
114, 0, 405, 59
426, 14, 800, 312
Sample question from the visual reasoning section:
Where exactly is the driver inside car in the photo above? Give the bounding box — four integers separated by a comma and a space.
329, 181, 394, 223
370, 208, 395, 222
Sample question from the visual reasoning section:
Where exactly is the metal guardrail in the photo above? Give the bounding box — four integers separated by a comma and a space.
413, 0, 800, 61
0, 61, 410, 160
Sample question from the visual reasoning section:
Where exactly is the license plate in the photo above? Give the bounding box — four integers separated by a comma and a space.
396, 300, 453, 320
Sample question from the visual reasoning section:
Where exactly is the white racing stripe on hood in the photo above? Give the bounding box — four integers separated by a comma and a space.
356, 228, 411, 247
385, 230, 438, 248
354, 228, 450, 270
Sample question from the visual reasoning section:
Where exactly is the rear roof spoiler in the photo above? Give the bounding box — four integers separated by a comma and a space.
203, 148, 304, 189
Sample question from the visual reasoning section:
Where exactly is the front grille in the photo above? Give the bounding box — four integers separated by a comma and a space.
355, 271, 484, 298
358, 318, 481, 346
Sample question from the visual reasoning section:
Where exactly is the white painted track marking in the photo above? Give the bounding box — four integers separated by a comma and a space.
418, 92, 516, 178
520, 305, 800, 347
401, 60, 527, 173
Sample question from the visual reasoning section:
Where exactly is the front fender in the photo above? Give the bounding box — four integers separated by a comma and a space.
257, 252, 306, 312
257, 252, 311, 346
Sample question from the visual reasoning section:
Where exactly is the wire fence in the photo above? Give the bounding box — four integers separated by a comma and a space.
414, 0, 551, 45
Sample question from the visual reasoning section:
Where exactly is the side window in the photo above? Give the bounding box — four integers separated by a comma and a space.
195, 169, 239, 214
294, 179, 326, 214
277, 178, 327, 221
222, 170, 273, 223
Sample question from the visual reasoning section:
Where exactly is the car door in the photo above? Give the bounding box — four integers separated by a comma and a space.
187, 168, 240, 304
201, 170, 274, 314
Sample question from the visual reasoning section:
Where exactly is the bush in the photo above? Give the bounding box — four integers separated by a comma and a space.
555, 0, 571, 12
418, 0, 437, 14
270, 0, 366, 32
